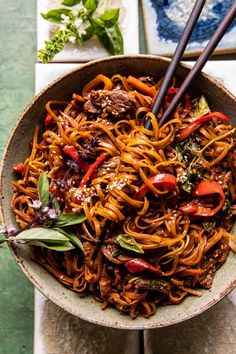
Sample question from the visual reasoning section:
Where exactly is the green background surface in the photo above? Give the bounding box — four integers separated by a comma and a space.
0, 1, 36, 353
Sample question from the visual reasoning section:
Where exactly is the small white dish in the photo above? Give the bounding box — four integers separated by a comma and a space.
37, 0, 139, 62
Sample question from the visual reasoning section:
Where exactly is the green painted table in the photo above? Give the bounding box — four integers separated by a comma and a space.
0, 1, 36, 353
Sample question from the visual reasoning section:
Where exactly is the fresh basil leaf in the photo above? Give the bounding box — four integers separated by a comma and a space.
61, 0, 81, 6
203, 219, 216, 233
52, 197, 61, 214
38, 173, 49, 208
82, 0, 98, 13
221, 200, 232, 217
97, 23, 123, 55
181, 179, 194, 194
31, 240, 74, 251
116, 234, 144, 254
81, 25, 94, 41
100, 8, 119, 28
41, 8, 72, 23
193, 95, 210, 118
12, 227, 69, 243
53, 213, 86, 227
54, 227, 84, 251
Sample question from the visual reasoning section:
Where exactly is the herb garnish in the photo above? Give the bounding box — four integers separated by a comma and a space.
38, 0, 123, 63
0, 170, 86, 251
116, 234, 144, 254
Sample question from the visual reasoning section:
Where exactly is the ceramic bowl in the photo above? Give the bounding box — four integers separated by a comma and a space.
1, 55, 236, 329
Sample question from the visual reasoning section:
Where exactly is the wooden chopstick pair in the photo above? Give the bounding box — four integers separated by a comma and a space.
145, 0, 236, 130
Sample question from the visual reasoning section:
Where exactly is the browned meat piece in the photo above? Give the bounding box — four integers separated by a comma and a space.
134, 278, 172, 295
97, 156, 120, 177
199, 239, 229, 289
83, 89, 135, 117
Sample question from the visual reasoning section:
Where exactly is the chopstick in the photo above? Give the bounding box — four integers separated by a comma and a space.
157, 1, 236, 128
145, 0, 206, 130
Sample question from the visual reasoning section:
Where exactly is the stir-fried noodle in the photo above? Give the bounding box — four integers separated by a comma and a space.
12, 74, 236, 318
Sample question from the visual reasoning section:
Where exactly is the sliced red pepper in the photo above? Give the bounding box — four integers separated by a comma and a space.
13, 163, 24, 174
80, 152, 110, 188
125, 258, 162, 277
133, 173, 176, 200
178, 112, 230, 142
179, 181, 225, 217
45, 109, 59, 127
63, 145, 90, 173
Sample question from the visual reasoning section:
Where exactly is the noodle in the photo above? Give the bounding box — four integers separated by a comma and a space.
11, 74, 236, 318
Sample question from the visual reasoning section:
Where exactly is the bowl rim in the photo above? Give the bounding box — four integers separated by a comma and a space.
1, 54, 236, 330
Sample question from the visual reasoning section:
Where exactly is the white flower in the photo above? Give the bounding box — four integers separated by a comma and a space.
61, 14, 70, 24
77, 28, 87, 37
29, 200, 42, 210
48, 208, 57, 219
74, 17, 83, 28
68, 35, 76, 44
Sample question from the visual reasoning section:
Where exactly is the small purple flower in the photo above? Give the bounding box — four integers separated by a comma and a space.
47, 208, 57, 219
42, 206, 49, 214
8, 226, 17, 236
29, 200, 42, 210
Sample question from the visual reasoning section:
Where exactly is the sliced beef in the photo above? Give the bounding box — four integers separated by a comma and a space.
97, 156, 120, 177
83, 89, 135, 118
199, 239, 229, 289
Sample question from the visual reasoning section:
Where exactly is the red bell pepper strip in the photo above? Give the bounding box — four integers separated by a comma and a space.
63, 145, 90, 173
45, 109, 59, 127
13, 163, 24, 174
133, 173, 177, 200
179, 181, 225, 217
79, 152, 110, 188
125, 258, 163, 277
178, 112, 230, 142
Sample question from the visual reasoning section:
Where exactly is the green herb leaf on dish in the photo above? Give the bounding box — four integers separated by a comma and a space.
38, 172, 50, 207
54, 227, 84, 251
41, 8, 73, 23
97, 23, 123, 55
100, 8, 119, 28
193, 95, 210, 118
30, 241, 75, 251
203, 219, 216, 233
82, 0, 98, 13
11, 227, 69, 243
116, 234, 144, 254
53, 213, 86, 227
52, 197, 61, 214
61, 0, 81, 6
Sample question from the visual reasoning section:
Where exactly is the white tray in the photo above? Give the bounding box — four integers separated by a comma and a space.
37, 0, 139, 62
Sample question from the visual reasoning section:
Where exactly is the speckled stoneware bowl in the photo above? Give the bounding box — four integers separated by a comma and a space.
1, 55, 236, 329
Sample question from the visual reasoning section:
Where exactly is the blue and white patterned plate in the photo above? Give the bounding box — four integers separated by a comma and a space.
142, 0, 236, 56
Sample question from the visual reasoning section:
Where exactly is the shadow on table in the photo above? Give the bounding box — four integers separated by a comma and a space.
144, 296, 236, 354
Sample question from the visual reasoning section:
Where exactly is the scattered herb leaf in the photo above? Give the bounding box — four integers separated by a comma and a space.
54, 227, 84, 251
116, 234, 144, 254
203, 219, 216, 233
38, 173, 50, 207
53, 213, 86, 227
30, 241, 75, 251
193, 95, 210, 118
41, 8, 73, 23
61, 0, 81, 6
100, 8, 119, 28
